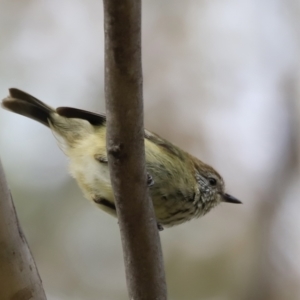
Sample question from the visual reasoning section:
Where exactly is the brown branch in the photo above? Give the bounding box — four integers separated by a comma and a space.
102, 0, 167, 299
0, 159, 47, 300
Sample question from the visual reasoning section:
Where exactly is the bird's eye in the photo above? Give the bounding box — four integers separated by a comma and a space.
208, 177, 217, 186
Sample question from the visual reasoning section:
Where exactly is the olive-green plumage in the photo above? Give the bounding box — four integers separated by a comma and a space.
2, 88, 241, 229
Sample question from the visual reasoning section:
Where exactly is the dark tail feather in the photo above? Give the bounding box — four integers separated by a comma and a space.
1, 88, 54, 127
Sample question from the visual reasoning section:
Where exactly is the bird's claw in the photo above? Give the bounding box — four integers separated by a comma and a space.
147, 173, 154, 187
157, 223, 164, 231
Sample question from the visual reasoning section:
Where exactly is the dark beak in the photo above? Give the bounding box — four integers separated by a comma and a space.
223, 193, 242, 204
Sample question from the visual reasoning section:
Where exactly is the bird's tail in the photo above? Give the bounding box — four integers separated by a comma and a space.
1, 88, 54, 127
1, 88, 99, 154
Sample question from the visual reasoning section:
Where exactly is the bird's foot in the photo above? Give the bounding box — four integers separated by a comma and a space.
157, 223, 164, 231
147, 173, 154, 187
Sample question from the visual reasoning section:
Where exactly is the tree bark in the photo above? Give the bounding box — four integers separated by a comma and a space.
102, 0, 167, 299
0, 159, 47, 300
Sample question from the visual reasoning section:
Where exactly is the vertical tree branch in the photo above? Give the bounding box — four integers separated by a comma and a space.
102, 0, 167, 299
0, 159, 47, 300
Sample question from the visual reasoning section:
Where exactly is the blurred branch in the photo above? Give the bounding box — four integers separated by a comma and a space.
0, 159, 47, 300
102, 0, 167, 299
243, 77, 299, 300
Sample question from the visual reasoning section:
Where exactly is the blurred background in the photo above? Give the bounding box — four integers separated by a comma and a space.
1, 0, 300, 299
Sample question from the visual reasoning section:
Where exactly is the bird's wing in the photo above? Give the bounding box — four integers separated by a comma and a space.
56, 107, 106, 126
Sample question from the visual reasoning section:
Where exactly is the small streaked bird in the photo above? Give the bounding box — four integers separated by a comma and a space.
2, 88, 241, 230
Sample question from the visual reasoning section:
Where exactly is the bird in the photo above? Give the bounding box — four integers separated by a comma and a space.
2, 88, 241, 230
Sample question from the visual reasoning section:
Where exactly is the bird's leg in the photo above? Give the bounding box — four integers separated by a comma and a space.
147, 173, 161, 230
147, 173, 154, 187
157, 223, 164, 231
